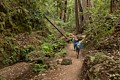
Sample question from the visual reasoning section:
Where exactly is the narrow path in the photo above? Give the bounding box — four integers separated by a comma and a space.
40, 43, 84, 80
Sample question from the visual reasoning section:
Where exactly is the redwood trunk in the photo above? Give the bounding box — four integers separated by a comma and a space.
75, 0, 80, 34
78, 0, 84, 33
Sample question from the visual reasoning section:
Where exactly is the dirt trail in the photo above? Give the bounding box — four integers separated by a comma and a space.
40, 43, 84, 80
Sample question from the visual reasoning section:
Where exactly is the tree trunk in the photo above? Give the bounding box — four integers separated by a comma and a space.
63, 0, 67, 22
86, 0, 93, 7
60, 0, 67, 22
90, 0, 94, 7
78, 0, 84, 33
110, 0, 114, 13
75, 0, 80, 34
110, 0, 119, 13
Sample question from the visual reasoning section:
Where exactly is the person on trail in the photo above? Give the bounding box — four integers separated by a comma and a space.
75, 38, 83, 58
72, 35, 78, 50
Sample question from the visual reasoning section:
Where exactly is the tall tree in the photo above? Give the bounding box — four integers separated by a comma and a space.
75, 0, 93, 34
60, 0, 67, 22
75, 0, 80, 34
78, 0, 84, 33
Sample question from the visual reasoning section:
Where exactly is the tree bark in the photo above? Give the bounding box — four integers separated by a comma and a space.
110, 0, 114, 13
60, 0, 67, 22
110, 0, 119, 13
90, 0, 94, 7
78, 0, 84, 33
63, 0, 67, 22
75, 0, 80, 34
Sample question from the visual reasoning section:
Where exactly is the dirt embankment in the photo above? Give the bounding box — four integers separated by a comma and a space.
80, 25, 120, 80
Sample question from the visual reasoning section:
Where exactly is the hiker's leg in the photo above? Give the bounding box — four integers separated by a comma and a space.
74, 43, 76, 50
77, 50, 79, 59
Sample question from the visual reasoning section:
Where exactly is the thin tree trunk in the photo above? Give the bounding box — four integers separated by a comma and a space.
57, 0, 59, 17
60, 0, 62, 19
44, 16, 67, 39
87, 0, 89, 7
110, 0, 113, 13
63, 0, 67, 22
60, 0, 64, 20
90, 0, 94, 7
60, 0, 67, 22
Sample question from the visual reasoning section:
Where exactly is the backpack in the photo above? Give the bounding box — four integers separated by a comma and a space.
76, 42, 82, 50
79, 43, 82, 49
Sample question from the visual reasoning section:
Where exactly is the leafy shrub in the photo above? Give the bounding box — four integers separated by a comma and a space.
3, 45, 35, 65
20, 45, 35, 60
41, 43, 54, 57
33, 64, 47, 73
54, 49, 67, 58
47, 34, 56, 41
53, 41, 66, 51
41, 40, 66, 58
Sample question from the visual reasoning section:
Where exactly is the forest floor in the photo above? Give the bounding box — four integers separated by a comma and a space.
32, 43, 84, 80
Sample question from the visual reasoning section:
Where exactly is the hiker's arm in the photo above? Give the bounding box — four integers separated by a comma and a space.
80, 36, 86, 43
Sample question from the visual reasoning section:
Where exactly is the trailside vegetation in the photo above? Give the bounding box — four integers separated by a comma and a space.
0, 0, 120, 80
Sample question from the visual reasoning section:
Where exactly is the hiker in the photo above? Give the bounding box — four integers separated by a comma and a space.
75, 38, 83, 58
72, 35, 78, 50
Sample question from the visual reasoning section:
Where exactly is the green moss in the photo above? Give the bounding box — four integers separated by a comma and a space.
54, 49, 67, 58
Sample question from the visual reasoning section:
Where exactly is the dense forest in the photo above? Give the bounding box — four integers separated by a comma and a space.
0, 0, 120, 80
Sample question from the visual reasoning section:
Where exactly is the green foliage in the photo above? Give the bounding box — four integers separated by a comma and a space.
33, 64, 47, 73
53, 41, 66, 50
19, 45, 35, 61
0, 0, 50, 34
41, 43, 54, 57
85, 0, 118, 46
65, 0, 75, 30
54, 49, 67, 58
0, 77, 7, 80
44, 0, 75, 32
0, 35, 37, 65
41, 37, 66, 58
3, 45, 35, 65
89, 52, 108, 63
0, 0, 75, 35
47, 34, 56, 41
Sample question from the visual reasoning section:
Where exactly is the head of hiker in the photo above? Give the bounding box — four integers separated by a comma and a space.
72, 35, 77, 41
